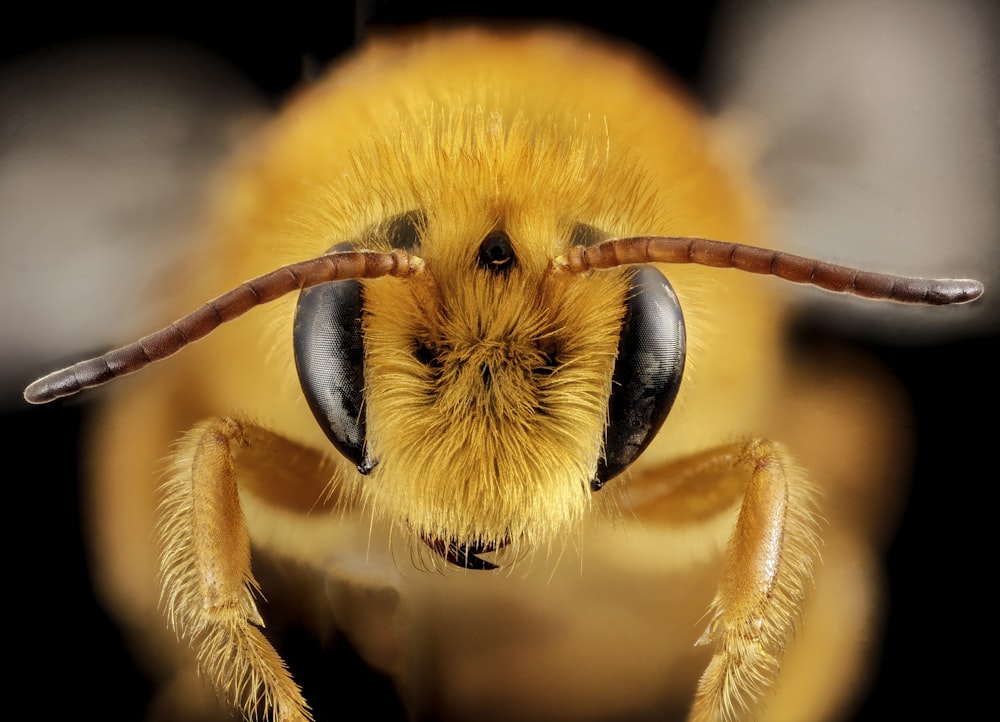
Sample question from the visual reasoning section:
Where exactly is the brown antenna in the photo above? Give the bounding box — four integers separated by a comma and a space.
556, 237, 984, 304
23, 250, 423, 404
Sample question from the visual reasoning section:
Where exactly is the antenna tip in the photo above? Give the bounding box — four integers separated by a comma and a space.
23, 368, 78, 405
945, 278, 985, 304
23, 379, 48, 405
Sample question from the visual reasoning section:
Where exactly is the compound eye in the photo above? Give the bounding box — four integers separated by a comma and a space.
293, 212, 424, 473
593, 266, 686, 490
294, 242, 374, 474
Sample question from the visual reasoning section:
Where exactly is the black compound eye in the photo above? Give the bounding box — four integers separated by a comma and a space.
293, 212, 424, 474
294, 242, 374, 474
477, 230, 516, 273
592, 266, 686, 491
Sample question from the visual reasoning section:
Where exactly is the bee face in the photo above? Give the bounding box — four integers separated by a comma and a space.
295, 221, 685, 562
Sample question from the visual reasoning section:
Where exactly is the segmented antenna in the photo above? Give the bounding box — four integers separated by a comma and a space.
23, 250, 422, 404
24, 237, 982, 405
557, 237, 984, 305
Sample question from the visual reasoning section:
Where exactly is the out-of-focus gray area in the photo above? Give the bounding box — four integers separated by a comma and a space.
0, 40, 265, 406
705, 0, 999, 340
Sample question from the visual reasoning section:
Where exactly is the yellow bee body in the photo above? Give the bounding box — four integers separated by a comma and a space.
75, 26, 914, 722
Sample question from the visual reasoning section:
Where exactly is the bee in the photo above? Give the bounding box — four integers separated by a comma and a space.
21, 22, 985, 722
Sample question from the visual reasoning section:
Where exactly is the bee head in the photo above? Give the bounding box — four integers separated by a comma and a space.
294, 213, 686, 569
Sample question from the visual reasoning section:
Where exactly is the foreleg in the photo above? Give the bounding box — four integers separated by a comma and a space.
158, 416, 332, 722
623, 439, 819, 722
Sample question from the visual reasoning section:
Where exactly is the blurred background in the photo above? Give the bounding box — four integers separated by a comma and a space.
2, 1, 996, 719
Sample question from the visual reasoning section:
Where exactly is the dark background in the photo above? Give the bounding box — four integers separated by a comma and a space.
3, 2, 995, 720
